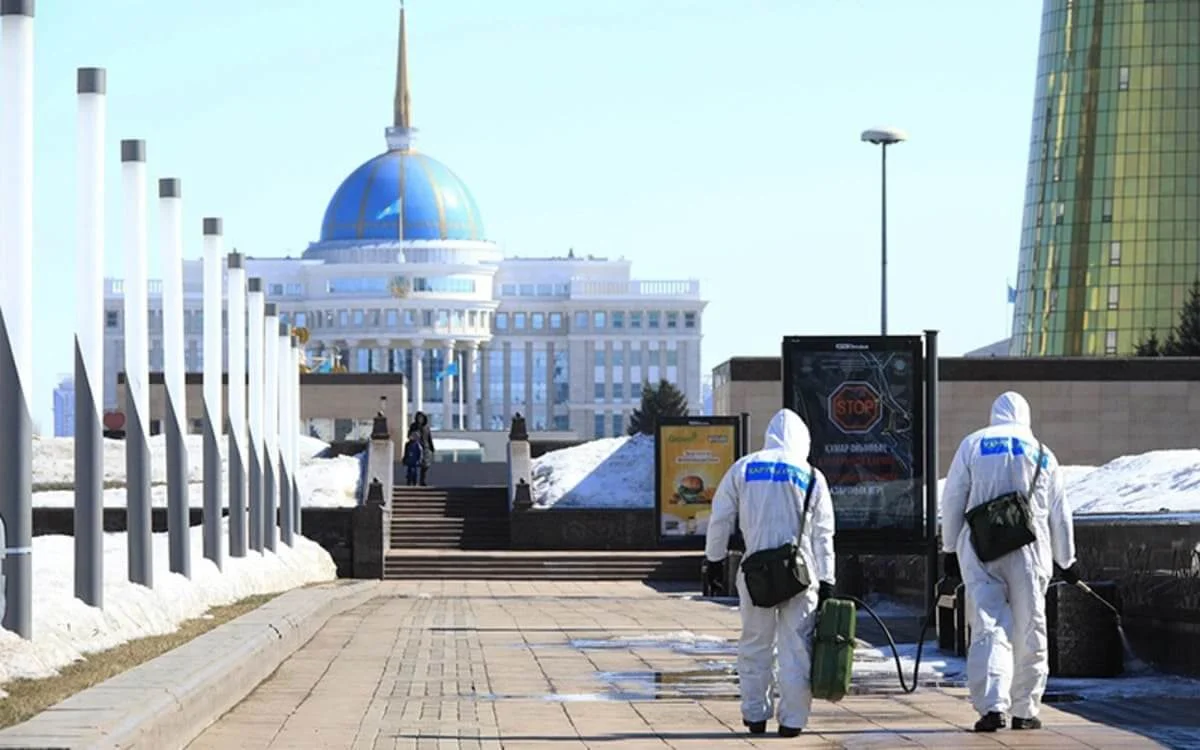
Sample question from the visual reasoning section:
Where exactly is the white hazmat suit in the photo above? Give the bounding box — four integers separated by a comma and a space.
705, 409, 836, 731
941, 391, 1077, 721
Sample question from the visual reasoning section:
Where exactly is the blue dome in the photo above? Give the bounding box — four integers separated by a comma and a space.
320, 150, 485, 243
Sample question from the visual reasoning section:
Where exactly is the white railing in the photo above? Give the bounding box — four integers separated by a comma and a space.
568, 279, 700, 299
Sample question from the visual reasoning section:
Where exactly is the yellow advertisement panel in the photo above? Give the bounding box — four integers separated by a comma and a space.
657, 420, 739, 540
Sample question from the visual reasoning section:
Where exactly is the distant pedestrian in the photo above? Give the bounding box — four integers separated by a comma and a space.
402, 430, 424, 486
409, 411, 435, 486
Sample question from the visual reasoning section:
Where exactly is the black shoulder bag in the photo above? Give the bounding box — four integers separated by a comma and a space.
738, 471, 815, 608
964, 442, 1045, 563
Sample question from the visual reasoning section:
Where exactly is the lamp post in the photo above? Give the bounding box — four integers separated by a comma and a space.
860, 127, 907, 337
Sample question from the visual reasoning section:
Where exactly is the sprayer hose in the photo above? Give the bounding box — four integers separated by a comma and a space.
833, 583, 944, 694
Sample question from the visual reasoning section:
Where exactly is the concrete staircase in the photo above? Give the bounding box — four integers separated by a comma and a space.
389, 486, 511, 551
384, 486, 703, 581
383, 550, 704, 581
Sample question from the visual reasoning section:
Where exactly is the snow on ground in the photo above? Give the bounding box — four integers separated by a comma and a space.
532, 435, 1200, 515
0, 518, 335, 692
32, 433, 331, 492
297, 453, 364, 508
31, 433, 365, 509
1066, 450, 1200, 514
530, 435, 655, 509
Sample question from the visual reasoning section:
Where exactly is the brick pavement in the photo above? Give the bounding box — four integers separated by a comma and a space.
188, 581, 1168, 749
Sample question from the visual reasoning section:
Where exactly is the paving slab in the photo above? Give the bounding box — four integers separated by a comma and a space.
187, 580, 1173, 749
0, 580, 379, 750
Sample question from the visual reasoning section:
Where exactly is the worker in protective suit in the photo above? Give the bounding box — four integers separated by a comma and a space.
941, 391, 1079, 733
703, 408, 836, 738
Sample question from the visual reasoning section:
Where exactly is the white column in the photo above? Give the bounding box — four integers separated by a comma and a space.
0, 0, 35, 639
411, 339, 424, 415
291, 341, 302, 536
159, 178, 189, 576
246, 278, 265, 552
201, 218, 224, 569
467, 343, 480, 430
226, 252, 247, 557
442, 339, 455, 430
278, 322, 293, 547
120, 137, 152, 587
263, 303, 279, 552
75, 67, 106, 605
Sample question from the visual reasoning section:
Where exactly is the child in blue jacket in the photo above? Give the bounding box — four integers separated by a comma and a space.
402, 430, 424, 486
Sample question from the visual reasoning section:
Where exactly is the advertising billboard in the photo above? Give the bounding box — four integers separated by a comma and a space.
782, 336, 925, 544
655, 416, 741, 544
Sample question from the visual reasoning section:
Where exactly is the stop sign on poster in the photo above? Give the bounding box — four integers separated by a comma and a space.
828, 381, 883, 435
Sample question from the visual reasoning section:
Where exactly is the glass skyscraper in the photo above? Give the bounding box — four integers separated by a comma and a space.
1010, 0, 1200, 356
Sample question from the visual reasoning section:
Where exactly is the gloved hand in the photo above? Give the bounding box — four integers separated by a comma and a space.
943, 552, 961, 581
1059, 562, 1082, 585
817, 581, 835, 607
702, 558, 726, 594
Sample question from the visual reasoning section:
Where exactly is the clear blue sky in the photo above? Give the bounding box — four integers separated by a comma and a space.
26, 0, 1043, 431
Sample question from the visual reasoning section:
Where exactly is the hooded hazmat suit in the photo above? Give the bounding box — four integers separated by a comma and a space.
941, 391, 1077, 721
704, 409, 836, 731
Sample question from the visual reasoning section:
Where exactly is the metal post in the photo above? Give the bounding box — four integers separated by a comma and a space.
121, 139, 154, 589
739, 411, 751, 457
201, 218, 224, 568
160, 178, 189, 577
881, 144, 889, 337
247, 279, 265, 552
226, 253, 247, 557
75, 68, 106, 605
924, 329, 940, 616
278, 322, 293, 547
291, 341, 302, 536
263, 303, 278, 552
0, 1, 35, 639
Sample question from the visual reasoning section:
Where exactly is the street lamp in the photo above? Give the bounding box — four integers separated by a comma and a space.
861, 126, 907, 336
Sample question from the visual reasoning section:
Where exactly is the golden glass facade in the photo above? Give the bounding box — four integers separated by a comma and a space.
1011, 0, 1200, 356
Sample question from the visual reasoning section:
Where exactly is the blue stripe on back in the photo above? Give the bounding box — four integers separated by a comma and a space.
744, 461, 810, 491
978, 436, 1050, 467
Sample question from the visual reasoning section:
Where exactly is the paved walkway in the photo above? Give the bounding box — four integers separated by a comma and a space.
189, 581, 1168, 749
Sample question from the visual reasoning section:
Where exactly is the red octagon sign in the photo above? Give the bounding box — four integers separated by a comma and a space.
828, 381, 883, 435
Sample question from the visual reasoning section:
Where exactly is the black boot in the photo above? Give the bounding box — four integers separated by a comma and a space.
1012, 716, 1042, 730
743, 719, 766, 735
778, 725, 802, 738
974, 712, 1006, 732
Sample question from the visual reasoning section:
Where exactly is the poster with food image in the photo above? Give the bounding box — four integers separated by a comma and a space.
655, 417, 741, 541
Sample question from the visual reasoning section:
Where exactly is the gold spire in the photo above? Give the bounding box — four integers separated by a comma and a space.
393, 1, 411, 130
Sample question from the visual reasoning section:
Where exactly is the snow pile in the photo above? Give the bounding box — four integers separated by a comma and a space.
0, 519, 335, 689
532, 434, 1200, 516
32, 433, 331, 492
297, 453, 364, 508
1065, 450, 1200, 515
30, 433, 365, 509
531, 435, 655, 509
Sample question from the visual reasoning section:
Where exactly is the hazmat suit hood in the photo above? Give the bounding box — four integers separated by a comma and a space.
762, 409, 811, 462
989, 391, 1031, 428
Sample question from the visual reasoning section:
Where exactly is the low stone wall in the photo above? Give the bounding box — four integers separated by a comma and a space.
852, 517, 1200, 676
510, 509, 657, 550
34, 507, 210, 535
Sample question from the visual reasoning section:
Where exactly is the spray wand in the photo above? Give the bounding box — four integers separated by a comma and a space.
1073, 580, 1121, 624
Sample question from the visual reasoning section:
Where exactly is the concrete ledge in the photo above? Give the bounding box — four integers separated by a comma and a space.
0, 580, 379, 750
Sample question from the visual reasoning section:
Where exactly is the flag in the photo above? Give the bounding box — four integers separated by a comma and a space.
434, 360, 459, 383
1007, 284, 1017, 304
375, 198, 402, 220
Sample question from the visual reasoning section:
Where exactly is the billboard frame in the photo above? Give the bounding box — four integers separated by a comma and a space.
654, 415, 743, 549
781, 334, 928, 555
